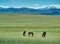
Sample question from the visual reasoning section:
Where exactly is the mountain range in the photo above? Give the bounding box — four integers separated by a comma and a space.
0, 6, 60, 15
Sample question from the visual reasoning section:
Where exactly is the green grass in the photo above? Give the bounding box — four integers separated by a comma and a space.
0, 14, 60, 44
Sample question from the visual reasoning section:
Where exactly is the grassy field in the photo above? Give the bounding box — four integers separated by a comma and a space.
0, 14, 60, 44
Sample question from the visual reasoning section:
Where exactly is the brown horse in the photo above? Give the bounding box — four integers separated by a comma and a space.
28, 32, 34, 37
42, 31, 46, 38
23, 31, 26, 36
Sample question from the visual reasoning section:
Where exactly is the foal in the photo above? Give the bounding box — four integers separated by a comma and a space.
42, 31, 46, 38
28, 32, 34, 37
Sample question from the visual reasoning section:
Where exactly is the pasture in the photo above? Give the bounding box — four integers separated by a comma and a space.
0, 14, 60, 44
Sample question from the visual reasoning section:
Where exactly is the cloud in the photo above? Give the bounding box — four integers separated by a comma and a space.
0, 6, 9, 8
27, 5, 47, 9
35, 4, 39, 6
49, 4, 60, 8
30, 4, 60, 9
0, 4, 60, 9
10, 1, 17, 4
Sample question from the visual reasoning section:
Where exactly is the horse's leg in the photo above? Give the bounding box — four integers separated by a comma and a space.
32, 33, 33, 37
28, 33, 30, 37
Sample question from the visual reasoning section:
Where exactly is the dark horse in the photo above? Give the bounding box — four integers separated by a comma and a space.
42, 31, 46, 38
23, 31, 26, 36
28, 32, 34, 37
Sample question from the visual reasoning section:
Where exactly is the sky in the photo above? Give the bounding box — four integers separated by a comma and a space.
0, 0, 60, 8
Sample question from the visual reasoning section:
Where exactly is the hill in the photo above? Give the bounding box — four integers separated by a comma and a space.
0, 6, 60, 15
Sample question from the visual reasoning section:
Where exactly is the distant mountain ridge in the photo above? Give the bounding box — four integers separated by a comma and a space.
0, 6, 60, 15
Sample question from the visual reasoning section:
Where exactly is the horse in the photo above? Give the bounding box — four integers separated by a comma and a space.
28, 32, 34, 37
42, 31, 46, 38
23, 31, 26, 36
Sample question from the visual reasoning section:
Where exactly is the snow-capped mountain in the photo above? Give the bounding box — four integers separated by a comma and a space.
0, 6, 60, 15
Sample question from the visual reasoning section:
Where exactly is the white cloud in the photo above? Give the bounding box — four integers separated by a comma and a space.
35, 4, 39, 6
49, 4, 60, 8
0, 4, 60, 9
0, 6, 9, 8
31, 4, 60, 9
27, 5, 47, 9
11, 1, 17, 4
